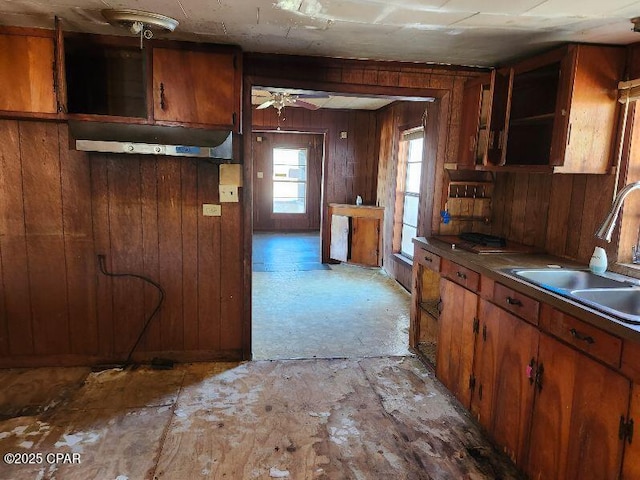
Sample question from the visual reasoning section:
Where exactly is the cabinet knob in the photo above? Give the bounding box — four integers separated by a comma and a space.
456, 271, 467, 280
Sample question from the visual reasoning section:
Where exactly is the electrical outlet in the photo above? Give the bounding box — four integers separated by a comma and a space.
219, 185, 238, 203
202, 204, 221, 216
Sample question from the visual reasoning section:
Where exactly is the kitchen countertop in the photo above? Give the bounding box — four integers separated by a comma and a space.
414, 236, 640, 343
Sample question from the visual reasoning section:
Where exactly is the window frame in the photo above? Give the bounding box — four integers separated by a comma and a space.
613, 100, 640, 269
393, 126, 425, 260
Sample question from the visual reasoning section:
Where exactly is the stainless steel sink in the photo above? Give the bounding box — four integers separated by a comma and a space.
509, 269, 627, 290
570, 288, 640, 324
503, 267, 640, 325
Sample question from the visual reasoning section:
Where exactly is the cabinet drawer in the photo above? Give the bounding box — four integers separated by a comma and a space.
540, 305, 622, 368
414, 248, 441, 272
493, 283, 539, 325
441, 259, 479, 291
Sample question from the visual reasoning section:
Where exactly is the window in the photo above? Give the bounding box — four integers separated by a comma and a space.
272, 147, 308, 214
395, 128, 424, 258
615, 100, 640, 265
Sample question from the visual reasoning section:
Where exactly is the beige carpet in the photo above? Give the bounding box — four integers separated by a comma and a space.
253, 263, 412, 360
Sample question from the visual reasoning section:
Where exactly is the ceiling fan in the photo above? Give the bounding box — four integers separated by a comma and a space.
255, 91, 328, 117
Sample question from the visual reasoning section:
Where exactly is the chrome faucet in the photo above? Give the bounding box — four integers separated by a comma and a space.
595, 181, 640, 242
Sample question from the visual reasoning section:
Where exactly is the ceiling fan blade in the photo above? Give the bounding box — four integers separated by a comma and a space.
297, 93, 330, 99
256, 99, 276, 110
293, 99, 321, 110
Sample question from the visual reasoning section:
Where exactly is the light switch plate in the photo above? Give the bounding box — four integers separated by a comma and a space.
202, 204, 221, 216
257, 171, 264, 179
219, 185, 238, 203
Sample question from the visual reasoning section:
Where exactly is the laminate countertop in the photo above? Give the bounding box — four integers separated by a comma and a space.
413, 236, 640, 343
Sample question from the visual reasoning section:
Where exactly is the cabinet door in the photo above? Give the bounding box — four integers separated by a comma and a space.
329, 215, 349, 262
458, 73, 494, 168
350, 217, 379, 266
152, 48, 239, 128
486, 68, 511, 166
551, 45, 626, 173
436, 278, 477, 409
0, 34, 56, 114
527, 333, 629, 480
458, 80, 484, 167
472, 299, 538, 464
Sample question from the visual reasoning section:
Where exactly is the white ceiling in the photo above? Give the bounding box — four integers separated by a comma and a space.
2, 0, 640, 67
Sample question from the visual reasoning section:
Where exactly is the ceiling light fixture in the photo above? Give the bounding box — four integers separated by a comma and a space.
102, 9, 179, 49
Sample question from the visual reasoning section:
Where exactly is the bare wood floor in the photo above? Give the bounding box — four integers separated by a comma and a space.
0, 357, 522, 479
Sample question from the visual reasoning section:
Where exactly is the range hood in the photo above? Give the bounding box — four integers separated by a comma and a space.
69, 121, 238, 161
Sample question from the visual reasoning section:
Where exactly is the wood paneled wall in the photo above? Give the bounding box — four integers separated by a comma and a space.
252, 131, 324, 231
490, 172, 617, 264
0, 119, 242, 367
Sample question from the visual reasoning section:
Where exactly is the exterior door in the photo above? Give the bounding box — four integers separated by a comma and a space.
253, 132, 323, 231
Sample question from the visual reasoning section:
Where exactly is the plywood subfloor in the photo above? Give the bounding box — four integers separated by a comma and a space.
0, 357, 523, 479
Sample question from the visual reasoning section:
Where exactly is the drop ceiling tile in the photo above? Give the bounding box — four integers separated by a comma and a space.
274, 0, 388, 24
453, 12, 585, 29
377, 7, 475, 27
525, 0, 638, 17
369, 0, 449, 9
441, 0, 545, 15
314, 0, 389, 24
104, 0, 186, 20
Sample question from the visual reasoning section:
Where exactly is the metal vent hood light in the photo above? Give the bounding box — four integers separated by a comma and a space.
69, 121, 238, 162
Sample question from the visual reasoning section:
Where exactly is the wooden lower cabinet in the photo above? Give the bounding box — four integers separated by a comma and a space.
526, 333, 630, 480
472, 299, 538, 465
328, 205, 383, 267
436, 278, 478, 409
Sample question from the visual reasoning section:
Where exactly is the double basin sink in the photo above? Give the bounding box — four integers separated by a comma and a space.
504, 268, 640, 325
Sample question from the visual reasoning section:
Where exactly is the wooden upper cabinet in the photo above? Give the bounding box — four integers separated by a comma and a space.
526, 333, 630, 480
0, 32, 57, 114
481, 44, 624, 173
152, 47, 241, 130
550, 44, 626, 174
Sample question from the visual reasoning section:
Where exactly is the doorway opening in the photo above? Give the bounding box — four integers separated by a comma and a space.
250, 86, 434, 361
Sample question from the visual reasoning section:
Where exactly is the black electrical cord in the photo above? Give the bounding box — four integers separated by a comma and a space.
97, 255, 166, 366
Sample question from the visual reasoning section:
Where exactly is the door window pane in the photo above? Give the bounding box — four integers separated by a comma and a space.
273, 147, 307, 214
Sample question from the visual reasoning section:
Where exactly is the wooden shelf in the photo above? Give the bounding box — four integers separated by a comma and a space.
509, 113, 555, 126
